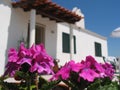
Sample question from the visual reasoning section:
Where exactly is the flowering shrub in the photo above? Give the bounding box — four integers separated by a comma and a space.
51, 56, 119, 90
3, 43, 54, 90
4, 43, 54, 77
1, 43, 119, 90
52, 56, 114, 81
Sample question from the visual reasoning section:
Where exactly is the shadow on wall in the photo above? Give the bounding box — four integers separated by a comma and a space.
4, 1, 29, 71
0, 0, 14, 74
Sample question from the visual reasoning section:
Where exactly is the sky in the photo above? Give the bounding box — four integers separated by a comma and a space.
52, 0, 120, 57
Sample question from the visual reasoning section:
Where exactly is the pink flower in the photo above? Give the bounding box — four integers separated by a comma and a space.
102, 63, 115, 79
69, 60, 82, 72
4, 43, 54, 77
94, 63, 106, 78
79, 56, 115, 81
4, 62, 20, 77
79, 56, 99, 82
55, 66, 70, 80
79, 68, 99, 82
29, 44, 54, 74
51, 55, 115, 83
8, 48, 18, 63
17, 43, 32, 65
52, 60, 82, 80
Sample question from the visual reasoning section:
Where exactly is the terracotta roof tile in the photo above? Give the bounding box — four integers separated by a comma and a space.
12, 0, 82, 23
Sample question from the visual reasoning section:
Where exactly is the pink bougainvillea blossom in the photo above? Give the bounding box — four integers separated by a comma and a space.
4, 43, 54, 77
94, 62, 106, 78
52, 55, 115, 82
8, 48, 19, 63
52, 60, 82, 80
102, 63, 115, 79
29, 44, 54, 74
79, 68, 99, 82
4, 62, 20, 77
79, 56, 99, 82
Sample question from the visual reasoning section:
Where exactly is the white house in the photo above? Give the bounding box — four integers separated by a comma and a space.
0, 0, 108, 75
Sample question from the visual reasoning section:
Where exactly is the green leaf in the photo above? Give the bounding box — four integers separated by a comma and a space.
87, 79, 101, 90
30, 85, 36, 90
87, 77, 120, 90
40, 80, 60, 90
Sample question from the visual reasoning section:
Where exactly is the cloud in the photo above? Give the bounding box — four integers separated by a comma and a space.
111, 27, 120, 38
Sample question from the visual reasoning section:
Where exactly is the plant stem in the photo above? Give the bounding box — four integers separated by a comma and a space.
35, 73, 38, 90
27, 77, 31, 90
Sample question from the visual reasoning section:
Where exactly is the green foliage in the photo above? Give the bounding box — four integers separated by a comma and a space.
0, 75, 120, 90
38, 76, 48, 89
15, 71, 30, 80
0, 76, 60, 90
98, 82, 120, 90
87, 77, 120, 90
40, 79, 60, 90
0, 76, 9, 90
0, 71, 38, 90
0, 82, 19, 90
60, 72, 90, 90
62, 80, 79, 90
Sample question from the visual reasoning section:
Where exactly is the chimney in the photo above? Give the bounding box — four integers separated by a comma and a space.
72, 7, 85, 29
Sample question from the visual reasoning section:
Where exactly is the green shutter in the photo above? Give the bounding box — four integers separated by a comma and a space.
62, 33, 70, 53
74, 36, 76, 54
62, 33, 76, 54
95, 42, 102, 57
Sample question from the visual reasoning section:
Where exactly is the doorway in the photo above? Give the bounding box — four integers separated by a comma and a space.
35, 25, 45, 45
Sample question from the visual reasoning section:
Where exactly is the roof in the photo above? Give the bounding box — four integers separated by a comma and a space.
11, 0, 82, 24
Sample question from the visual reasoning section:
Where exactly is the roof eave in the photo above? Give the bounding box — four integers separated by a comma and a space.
11, 0, 82, 24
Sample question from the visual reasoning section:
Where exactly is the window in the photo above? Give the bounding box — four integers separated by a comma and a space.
62, 33, 70, 53
27, 24, 45, 47
62, 32, 76, 53
27, 23, 30, 48
95, 42, 102, 57
35, 25, 45, 45
73, 36, 76, 53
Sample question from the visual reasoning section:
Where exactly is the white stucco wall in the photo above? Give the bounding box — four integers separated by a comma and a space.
74, 28, 108, 63
0, 0, 58, 75
72, 7, 85, 29
0, 0, 108, 75
36, 15, 58, 58
0, 0, 11, 75
0, 0, 29, 75
56, 23, 108, 65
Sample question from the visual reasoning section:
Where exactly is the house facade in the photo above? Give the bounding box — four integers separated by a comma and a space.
0, 0, 108, 75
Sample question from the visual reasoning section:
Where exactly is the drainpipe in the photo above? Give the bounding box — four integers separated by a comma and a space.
29, 9, 36, 47
70, 24, 74, 60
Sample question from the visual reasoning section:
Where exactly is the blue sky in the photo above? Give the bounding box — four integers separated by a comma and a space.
52, 0, 120, 57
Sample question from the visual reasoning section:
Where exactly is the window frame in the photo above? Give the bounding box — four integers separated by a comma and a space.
62, 32, 76, 54
62, 32, 70, 53
94, 42, 102, 57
